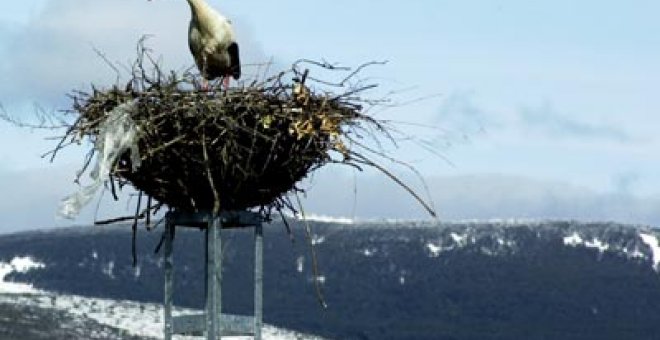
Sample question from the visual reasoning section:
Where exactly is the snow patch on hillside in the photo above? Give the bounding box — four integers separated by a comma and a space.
449, 232, 470, 247
640, 233, 660, 271
425, 241, 451, 257
563, 233, 610, 253
425, 228, 521, 258
563, 232, 583, 246
562, 230, 660, 272
0, 256, 45, 294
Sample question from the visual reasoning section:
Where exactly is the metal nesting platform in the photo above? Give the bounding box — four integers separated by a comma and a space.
163, 211, 263, 340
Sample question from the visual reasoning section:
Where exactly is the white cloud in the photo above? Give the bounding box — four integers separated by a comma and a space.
519, 101, 631, 142
0, 0, 269, 109
436, 91, 495, 130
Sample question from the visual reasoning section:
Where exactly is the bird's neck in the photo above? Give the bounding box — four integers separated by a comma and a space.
186, 0, 218, 21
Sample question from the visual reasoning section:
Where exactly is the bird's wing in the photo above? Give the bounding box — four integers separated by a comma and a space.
188, 22, 206, 76
227, 42, 241, 80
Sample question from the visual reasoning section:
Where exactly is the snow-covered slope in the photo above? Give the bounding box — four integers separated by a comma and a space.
0, 256, 322, 339
1, 219, 659, 339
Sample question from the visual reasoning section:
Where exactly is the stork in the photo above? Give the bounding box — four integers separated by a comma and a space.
151, 0, 241, 90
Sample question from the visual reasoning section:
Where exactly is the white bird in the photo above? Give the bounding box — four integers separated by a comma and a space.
151, 0, 241, 89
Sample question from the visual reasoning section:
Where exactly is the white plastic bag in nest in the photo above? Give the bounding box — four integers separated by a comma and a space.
58, 100, 141, 219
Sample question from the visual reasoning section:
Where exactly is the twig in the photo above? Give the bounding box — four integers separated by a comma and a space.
95, 213, 146, 225
131, 191, 143, 267
201, 130, 221, 215
339, 60, 388, 86
91, 44, 121, 85
351, 152, 437, 218
295, 193, 328, 309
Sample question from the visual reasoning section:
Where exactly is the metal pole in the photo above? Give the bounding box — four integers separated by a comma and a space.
214, 216, 223, 337
206, 214, 222, 339
163, 218, 174, 340
254, 223, 263, 340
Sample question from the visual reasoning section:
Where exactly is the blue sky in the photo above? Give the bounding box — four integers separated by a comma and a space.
1, 0, 659, 231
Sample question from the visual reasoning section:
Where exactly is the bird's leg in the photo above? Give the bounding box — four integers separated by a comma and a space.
201, 55, 210, 92
222, 76, 230, 90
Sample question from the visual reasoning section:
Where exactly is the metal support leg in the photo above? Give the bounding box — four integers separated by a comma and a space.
163, 219, 174, 340
206, 215, 222, 339
163, 210, 263, 339
254, 223, 263, 340
214, 216, 223, 338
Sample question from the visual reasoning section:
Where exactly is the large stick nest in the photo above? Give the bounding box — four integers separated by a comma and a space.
70, 74, 359, 213
53, 44, 436, 218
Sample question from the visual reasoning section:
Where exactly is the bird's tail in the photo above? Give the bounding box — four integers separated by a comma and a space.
228, 42, 241, 80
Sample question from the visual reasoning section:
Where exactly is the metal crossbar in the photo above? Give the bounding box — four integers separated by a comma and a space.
163, 211, 263, 340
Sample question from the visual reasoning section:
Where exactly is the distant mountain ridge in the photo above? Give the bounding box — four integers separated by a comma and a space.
1, 219, 660, 339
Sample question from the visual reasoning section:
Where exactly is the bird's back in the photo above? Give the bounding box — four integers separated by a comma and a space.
187, 3, 241, 80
